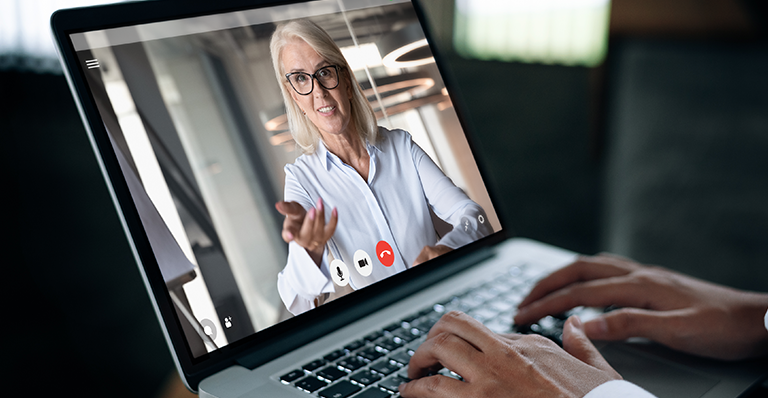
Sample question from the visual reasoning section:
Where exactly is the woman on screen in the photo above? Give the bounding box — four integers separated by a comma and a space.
271, 20, 492, 315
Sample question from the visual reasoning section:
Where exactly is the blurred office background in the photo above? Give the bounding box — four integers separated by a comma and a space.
2, 0, 767, 396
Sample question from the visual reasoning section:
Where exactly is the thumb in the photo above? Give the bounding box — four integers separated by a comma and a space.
563, 316, 616, 375
275, 201, 305, 218
584, 308, 668, 343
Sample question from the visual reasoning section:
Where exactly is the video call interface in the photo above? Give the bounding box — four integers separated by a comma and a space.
72, 0, 501, 357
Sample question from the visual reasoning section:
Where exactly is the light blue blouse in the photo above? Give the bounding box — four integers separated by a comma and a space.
277, 127, 493, 315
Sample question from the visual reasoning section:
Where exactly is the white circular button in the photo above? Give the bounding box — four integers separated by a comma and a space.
330, 259, 349, 286
353, 250, 373, 277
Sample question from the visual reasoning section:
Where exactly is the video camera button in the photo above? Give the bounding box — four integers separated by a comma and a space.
353, 250, 373, 276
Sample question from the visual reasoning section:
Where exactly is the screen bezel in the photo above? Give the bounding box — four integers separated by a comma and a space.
51, 0, 512, 391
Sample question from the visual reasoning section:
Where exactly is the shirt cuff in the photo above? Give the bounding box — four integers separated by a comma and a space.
584, 380, 657, 398
764, 309, 768, 333
281, 241, 335, 301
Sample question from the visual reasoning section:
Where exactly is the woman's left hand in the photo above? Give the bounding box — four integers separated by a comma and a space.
412, 245, 452, 267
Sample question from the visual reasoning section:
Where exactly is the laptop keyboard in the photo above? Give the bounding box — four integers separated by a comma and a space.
277, 262, 558, 398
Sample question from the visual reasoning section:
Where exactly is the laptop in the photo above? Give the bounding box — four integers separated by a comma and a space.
50, 0, 767, 397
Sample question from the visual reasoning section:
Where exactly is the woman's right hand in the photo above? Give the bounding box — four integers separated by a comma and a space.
275, 198, 338, 267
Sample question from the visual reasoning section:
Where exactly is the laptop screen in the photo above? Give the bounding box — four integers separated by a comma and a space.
66, 0, 501, 359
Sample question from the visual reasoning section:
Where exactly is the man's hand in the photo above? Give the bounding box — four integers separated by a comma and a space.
275, 198, 337, 267
515, 254, 768, 360
399, 311, 620, 398
412, 245, 452, 267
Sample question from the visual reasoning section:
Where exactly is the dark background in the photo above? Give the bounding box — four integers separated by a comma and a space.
3, 0, 768, 396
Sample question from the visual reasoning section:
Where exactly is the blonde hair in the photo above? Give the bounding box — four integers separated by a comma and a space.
270, 19, 378, 154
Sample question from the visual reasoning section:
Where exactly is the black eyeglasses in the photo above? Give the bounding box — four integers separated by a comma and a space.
285, 65, 340, 96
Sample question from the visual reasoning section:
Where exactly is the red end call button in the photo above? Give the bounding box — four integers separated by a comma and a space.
376, 240, 395, 267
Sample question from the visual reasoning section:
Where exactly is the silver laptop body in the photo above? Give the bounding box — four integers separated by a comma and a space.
51, 1, 767, 397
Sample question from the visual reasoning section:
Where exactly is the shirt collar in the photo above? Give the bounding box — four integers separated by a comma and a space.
316, 139, 332, 171
316, 136, 382, 171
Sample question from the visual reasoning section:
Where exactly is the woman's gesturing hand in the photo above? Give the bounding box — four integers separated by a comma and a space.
399, 311, 621, 398
515, 254, 768, 361
275, 198, 338, 267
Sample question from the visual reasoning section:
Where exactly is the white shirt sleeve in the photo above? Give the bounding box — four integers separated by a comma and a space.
584, 380, 657, 398
764, 308, 768, 332
276, 166, 336, 316
408, 135, 493, 249
277, 241, 335, 315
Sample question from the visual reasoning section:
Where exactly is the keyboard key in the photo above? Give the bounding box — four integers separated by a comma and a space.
359, 346, 386, 361
280, 369, 304, 383
405, 338, 424, 353
337, 356, 367, 372
375, 337, 403, 352
469, 307, 500, 322
316, 366, 347, 382
302, 359, 326, 372
475, 286, 500, 301
364, 330, 385, 342
459, 293, 485, 308
408, 322, 429, 333
516, 317, 566, 346
369, 360, 399, 376
383, 323, 401, 332
344, 339, 366, 352
514, 323, 532, 334
401, 313, 421, 324
390, 328, 416, 343
488, 299, 515, 313
503, 290, 525, 304
546, 330, 564, 346
350, 369, 383, 386
485, 319, 512, 334
411, 313, 441, 332
467, 310, 489, 323
318, 380, 361, 398
438, 296, 458, 307
379, 375, 409, 393
538, 315, 562, 329
419, 307, 436, 316
488, 279, 513, 292
496, 311, 515, 325
355, 388, 392, 398
295, 376, 328, 393
388, 351, 412, 366
439, 368, 464, 380
324, 349, 346, 362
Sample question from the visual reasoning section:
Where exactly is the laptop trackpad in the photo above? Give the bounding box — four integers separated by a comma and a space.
600, 344, 719, 398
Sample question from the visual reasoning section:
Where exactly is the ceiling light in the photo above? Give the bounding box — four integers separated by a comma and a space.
454, 0, 611, 67
379, 23, 435, 69
340, 42, 383, 71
